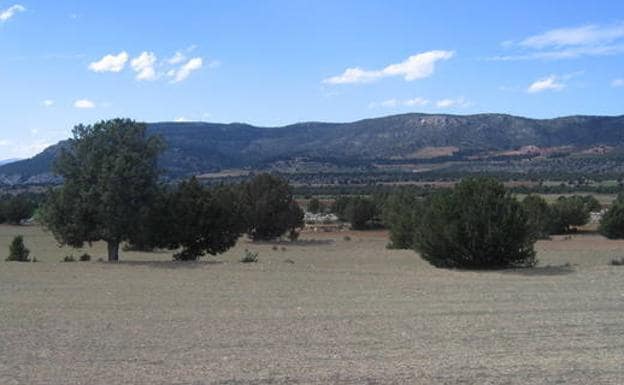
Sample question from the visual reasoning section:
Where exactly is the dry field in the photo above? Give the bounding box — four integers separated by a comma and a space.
1, 225, 624, 384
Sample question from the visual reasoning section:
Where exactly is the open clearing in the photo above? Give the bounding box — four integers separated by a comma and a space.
1, 225, 624, 384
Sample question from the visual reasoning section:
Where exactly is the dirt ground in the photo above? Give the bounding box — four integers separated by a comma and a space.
1, 225, 623, 385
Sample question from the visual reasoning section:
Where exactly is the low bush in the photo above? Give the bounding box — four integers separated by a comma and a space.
62, 255, 76, 262
79, 253, 91, 262
6, 235, 30, 262
610, 257, 624, 266
240, 249, 259, 263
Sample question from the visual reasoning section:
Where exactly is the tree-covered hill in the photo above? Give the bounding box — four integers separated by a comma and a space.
2, 113, 624, 185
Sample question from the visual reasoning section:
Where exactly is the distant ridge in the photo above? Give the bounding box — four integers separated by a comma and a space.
2, 112, 624, 185
0, 158, 21, 166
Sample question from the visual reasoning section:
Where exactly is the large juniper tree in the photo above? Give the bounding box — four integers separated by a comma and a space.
41, 119, 164, 261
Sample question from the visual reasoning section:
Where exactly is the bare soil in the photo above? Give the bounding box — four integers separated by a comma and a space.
1, 225, 623, 384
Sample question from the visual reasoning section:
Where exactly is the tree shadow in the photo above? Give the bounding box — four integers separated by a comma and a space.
501, 263, 576, 276
249, 238, 335, 247
103, 260, 224, 269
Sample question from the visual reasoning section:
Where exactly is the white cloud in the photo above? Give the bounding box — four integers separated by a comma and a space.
168, 52, 186, 65
527, 75, 565, 93
74, 99, 95, 109
520, 23, 624, 49
612, 78, 624, 87
42, 100, 54, 107
0, 4, 25, 22
493, 22, 624, 61
435, 97, 471, 108
88, 51, 129, 73
405, 97, 430, 107
169, 57, 203, 83
174, 117, 190, 122
323, 50, 454, 84
0, 139, 54, 158
131, 51, 158, 81
207, 59, 221, 69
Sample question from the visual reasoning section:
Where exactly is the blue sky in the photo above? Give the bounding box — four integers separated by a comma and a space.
1, 0, 624, 158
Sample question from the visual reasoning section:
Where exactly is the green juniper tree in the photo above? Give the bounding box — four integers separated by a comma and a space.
165, 178, 247, 261
6, 235, 30, 262
414, 177, 536, 269
243, 173, 304, 241
41, 119, 164, 261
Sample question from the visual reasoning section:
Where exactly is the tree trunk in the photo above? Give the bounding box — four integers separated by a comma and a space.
107, 240, 120, 262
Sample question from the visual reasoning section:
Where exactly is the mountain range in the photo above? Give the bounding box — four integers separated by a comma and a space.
2, 113, 624, 185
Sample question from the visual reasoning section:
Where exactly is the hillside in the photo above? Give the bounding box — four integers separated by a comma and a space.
2, 113, 624, 185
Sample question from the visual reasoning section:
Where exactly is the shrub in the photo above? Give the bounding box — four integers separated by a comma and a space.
343, 235, 351, 241
521, 194, 553, 239
79, 253, 91, 262
414, 177, 537, 269
344, 197, 379, 230
610, 257, 624, 266
307, 198, 321, 213
6, 235, 30, 262
244, 174, 304, 241
383, 189, 423, 249
62, 255, 76, 262
550, 196, 590, 234
240, 249, 258, 263
598, 194, 624, 239
166, 178, 247, 261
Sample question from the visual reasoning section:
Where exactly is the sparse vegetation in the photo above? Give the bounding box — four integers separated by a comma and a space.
62, 255, 76, 262
79, 253, 91, 262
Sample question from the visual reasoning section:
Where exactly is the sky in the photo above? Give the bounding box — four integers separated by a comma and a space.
1, 0, 624, 159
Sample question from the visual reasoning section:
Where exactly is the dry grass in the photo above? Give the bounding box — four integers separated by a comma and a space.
1, 225, 624, 384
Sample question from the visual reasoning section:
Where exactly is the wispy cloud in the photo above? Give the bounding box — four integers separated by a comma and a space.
88, 51, 129, 73
131, 51, 157, 81
74, 99, 95, 109
491, 22, 624, 61
369, 96, 470, 109
0, 4, 25, 22
42, 100, 54, 107
520, 23, 624, 49
168, 52, 186, 65
168, 57, 203, 83
435, 97, 471, 108
612, 78, 624, 87
527, 75, 565, 93
324, 50, 454, 84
